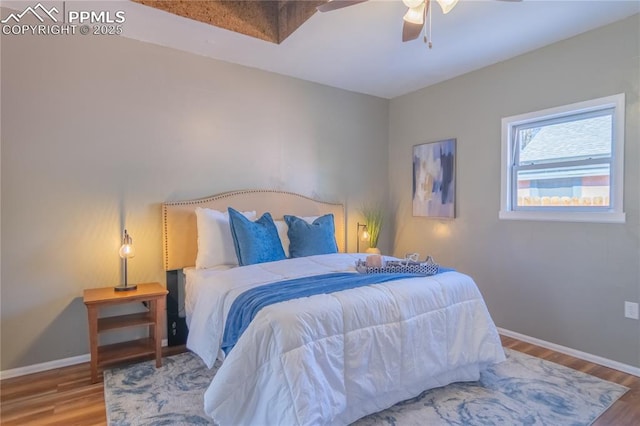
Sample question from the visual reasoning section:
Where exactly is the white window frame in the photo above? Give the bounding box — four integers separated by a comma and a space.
499, 93, 625, 223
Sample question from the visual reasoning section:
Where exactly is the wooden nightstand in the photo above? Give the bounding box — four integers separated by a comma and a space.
83, 282, 168, 383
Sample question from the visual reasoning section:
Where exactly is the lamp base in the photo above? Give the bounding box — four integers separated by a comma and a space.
114, 284, 138, 292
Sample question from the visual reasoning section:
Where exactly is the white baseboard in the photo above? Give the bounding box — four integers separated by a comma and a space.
0, 353, 92, 380
0, 339, 169, 381
498, 327, 640, 377
3, 332, 639, 380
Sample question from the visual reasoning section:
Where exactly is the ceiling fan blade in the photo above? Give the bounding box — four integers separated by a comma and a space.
402, 21, 423, 42
317, 0, 368, 13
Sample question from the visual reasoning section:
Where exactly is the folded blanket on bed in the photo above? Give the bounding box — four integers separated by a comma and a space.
221, 272, 424, 354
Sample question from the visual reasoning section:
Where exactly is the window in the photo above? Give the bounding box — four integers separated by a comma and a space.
500, 94, 625, 223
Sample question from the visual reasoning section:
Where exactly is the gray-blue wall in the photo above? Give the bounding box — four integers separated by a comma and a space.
389, 15, 639, 368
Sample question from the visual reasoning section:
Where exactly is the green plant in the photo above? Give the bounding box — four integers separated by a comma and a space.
361, 204, 383, 248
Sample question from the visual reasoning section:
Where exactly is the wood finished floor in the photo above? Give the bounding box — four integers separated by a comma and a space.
1, 337, 638, 425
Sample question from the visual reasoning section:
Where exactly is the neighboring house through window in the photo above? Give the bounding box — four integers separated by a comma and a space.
500, 93, 625, 223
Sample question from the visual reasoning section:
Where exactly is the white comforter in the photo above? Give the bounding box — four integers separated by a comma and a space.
185, 253, 505, 425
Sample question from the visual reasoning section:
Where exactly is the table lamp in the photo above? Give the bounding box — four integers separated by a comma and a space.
356, 222, 370, 253
115, 229, 137, 291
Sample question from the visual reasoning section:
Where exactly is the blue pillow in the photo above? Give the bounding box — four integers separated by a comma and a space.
284, 214, 338, 258
228, 208, 286, 266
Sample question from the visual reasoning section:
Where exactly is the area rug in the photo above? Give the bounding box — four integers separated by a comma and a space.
104, 349, 627, 426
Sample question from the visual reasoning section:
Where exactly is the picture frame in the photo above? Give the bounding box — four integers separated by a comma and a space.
412, 138, 456, 218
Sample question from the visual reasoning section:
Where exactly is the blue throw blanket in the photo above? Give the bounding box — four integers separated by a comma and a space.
222, 272, 429, 355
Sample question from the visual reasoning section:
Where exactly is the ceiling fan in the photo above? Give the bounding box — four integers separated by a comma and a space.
318, 0, 520, 47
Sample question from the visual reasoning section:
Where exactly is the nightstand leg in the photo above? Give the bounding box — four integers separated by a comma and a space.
150, 297, 165, 368
87, 305, 99, 383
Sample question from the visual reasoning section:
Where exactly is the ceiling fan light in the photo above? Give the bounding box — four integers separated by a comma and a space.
402, 0, 424, 8
403, 3, 425, 25
435, 0, 459, 14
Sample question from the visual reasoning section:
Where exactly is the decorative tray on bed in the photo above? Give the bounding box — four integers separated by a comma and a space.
355, 256, 440, 276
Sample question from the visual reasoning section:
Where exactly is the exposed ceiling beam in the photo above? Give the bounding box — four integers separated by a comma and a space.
132, 0, 327, 44
277, 1, 326, 42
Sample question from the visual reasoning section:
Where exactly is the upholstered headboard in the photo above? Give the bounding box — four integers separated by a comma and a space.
162, 189, 346, 271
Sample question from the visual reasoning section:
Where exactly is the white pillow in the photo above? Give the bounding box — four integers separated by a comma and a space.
195, 208, 256, 268
275, 216, 318, 258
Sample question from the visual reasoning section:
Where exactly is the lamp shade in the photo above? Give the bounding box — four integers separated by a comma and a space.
119, 229, 135, 259
361, 227, 370, 241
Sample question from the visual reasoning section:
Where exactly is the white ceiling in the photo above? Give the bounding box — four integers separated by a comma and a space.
6, 1, 639, 98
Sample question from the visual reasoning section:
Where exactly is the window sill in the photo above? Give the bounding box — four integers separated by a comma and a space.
499, 210, 626, 224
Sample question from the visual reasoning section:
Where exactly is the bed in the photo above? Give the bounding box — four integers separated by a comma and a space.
162, 189, 505, 425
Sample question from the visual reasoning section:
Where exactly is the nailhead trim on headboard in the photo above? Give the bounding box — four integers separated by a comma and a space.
161, 189, 346, 271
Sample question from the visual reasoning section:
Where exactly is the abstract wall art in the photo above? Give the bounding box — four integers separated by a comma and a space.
412, 139, 456, 218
